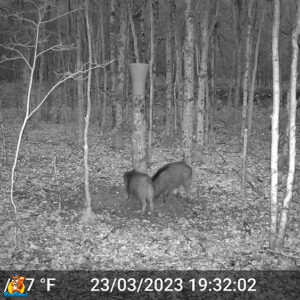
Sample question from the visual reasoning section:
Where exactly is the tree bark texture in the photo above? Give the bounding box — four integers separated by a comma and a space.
270, 0, 280, 250
34, 19, 45, 128
248, 9, 265, 136
182, 0, 194, 165
152, 0, 159, 80
233, 0, 243, 107
196, 0, 210, 147
174, 0, 183, 132
111, 0, 126, 149
100, 1, 107, 134
84, 0, 92, 214
132, 94, 147, 172
148, 0, 154, 162
209, 32, 216, 137
128, 0, 140, 63
241, 0, 254, 138
76, 4, 84, 146
110, 0, 119, 129
164, 3, 173, 146
140, 0, 147, 62
277, 0, 300, 249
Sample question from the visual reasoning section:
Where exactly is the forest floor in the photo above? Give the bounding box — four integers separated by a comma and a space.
0, 105, 299, 272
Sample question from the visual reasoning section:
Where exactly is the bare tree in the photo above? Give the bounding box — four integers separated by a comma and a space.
148, 0, 154, 161
152, 0, 159, 82
241, 7, 265, 194
0, 106, 7, 164
241, 0, 254, 191
99, 0, 108, 135
111, 0, 127, 149
140, 0, 147, 61
277, 0, 300, 249
241, 0, 254, 138
247, 8, 265, 137
76, 0, 84, 146
182, 0, 194, 164
34, 9, 45, 129
232, 0, 243, 107
84, 0, 92, 216
127, 0, 140, 62
92, 0, 106, 133
163, 0, 173, 146
0, 3, 112, 244
207, 1, 219, 142
110, 0, 119, 129
174, 0, 183, 133
196, 0, 210, 147
270, 0, 280, 250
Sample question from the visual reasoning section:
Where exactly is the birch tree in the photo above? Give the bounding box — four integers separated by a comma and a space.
240, 0, 254, 191
241, 0, 254, 137
270, 0, 280, 250
84, 0, 92, 215
277, 0, 300, 249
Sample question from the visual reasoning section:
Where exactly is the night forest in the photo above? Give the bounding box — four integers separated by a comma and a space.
0, 0, 299, 298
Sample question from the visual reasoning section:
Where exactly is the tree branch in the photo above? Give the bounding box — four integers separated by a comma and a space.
28, 59, 115, 119
41, 8, 80, 24
11, 13, 37, 27
0, 44, 31, 69
36, 43, 74, 58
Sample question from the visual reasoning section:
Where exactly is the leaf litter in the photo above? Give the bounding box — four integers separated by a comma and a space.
0, 113, 299, 270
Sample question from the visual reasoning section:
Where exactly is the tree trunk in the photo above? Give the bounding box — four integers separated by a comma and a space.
277, 0, 300, 249
270, 0, 280, 250
233, 0, 243, 107
76, 2, 84, 147
148, 0, 154, 162
163, 4, 173, 146
130, 63, 149, 172
196, 0, 210, 147
181, 0, 194, 165
210, 32, 216, 137
34, 53, 43, 128
34, 20, 45, 129
0, 104, 7, 164
140, 0, 147, 62
241, 0, 254, 138
132, 94, 147, 172
110, 0, 118, 129
84, 0, 92, 215
204, 79, 209, 145
174, 1, 183, 133
152, 0, 159, 82
248, 9, 265, 136
92, 1, 102, 128
241, 0, 254, 193
100, 0, 107, 135
128, 0, 140, 63
111, 0, 126, 149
